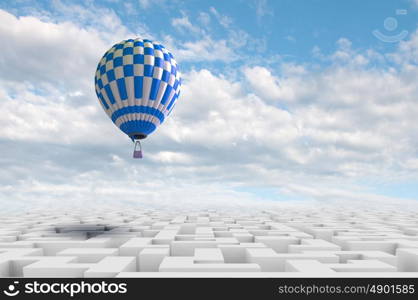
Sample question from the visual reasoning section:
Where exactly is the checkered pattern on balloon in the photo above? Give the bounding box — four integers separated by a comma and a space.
94, 39, 181, 158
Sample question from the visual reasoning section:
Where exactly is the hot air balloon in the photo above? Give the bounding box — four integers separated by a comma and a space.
94, 38, 181, 158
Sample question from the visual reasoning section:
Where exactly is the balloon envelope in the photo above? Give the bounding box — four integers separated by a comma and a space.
94, 38, 181, 140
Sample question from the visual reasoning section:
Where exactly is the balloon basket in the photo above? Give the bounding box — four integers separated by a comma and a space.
133, 150, 142, 159
133, 140, 143, 159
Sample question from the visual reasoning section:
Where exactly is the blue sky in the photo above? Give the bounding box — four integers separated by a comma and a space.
0, 0, 417, 210
5, 0, 418, 68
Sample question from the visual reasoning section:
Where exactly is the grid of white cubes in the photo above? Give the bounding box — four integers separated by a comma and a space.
0, 206, 418, 277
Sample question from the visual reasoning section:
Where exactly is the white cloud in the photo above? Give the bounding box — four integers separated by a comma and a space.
171, 14, 204, 35
0, 9, 129, 146
166, 35, 238, 62
149, 151, 194, 164
49, 1, 135, 41
166, 8, 247, 62
285, 35, 296, 42
138, 0, 169, 11
254, 0, 273, 18
197, 12, 211, 26
138, 0, 151, 9
243, 66, 285, 102
0, 85, 117, 145
209, 7, 232, 28
0, 8, 132, 92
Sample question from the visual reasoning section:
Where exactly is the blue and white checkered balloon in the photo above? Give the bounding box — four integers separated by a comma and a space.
94, 38, 181, 142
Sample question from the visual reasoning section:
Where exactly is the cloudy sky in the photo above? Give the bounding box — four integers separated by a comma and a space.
0, 0, 418, 211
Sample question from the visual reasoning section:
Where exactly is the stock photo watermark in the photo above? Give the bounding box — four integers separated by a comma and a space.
372, 9, 409, 43
2, 281, 128, 297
